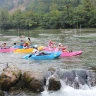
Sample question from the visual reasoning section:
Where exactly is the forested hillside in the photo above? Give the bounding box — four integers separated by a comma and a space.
0, 0, 96, 29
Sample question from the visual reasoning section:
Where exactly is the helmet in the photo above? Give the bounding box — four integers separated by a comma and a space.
34, 45, 38, 48
58, 43, 61, 45
26, 42, 29, 44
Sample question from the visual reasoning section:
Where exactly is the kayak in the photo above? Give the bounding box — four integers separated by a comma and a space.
23, 51, 62, 60
14, 46, 45, 53
43, 47, 82, 57
13, 45, 44, 50
14, 48, 34, 53
0, 47, 17, 53
13, 45, 23, 49
60, 51, 83, 57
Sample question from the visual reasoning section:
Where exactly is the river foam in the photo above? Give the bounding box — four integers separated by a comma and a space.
41, 85, 96, 96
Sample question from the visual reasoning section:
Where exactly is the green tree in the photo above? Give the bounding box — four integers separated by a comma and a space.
11, 10, 22, 28
0, 9, 10, 29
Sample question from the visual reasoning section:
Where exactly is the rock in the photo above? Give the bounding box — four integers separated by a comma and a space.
0, 90, 4, 96
9, 78, 25, 94
0, 65, 22, 91
43, 67, 56, 83
48, 75, 61, 91
48, 67, 56, 74
56, 69, 76, 86
23, 71, 45, 92
56, 69, 96, 89
0, 63, 8, 75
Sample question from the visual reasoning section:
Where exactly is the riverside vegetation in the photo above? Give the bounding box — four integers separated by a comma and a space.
0, 0, 96, 30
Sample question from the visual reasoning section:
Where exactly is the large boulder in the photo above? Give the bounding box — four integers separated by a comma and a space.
48, 75, 61, 91
9, 77, 26, 95
0, 65, 22, 91
43, 67, 56, 83
22, 71, 45, 92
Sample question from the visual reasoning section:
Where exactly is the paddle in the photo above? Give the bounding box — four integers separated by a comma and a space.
29, 54, 33, 58
28, 37, 33, 46
28, 37, 31, 42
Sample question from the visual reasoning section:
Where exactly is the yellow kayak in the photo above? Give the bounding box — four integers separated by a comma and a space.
14, 46, 44, 53
14, 48, 34, 53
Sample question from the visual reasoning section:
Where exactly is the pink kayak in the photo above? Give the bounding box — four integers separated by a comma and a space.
0, 47, 17, 53
60, 51, 82, 57
43, 47, 82, 57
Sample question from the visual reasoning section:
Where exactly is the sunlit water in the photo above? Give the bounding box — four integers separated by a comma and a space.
0, 29, 96, 96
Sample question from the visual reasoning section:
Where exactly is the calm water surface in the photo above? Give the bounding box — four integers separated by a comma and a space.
0, 29, 96, 96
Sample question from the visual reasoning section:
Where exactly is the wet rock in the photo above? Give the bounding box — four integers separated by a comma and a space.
0, 65, 22, 91
48, 75, 61, 91
73, 69, 96, 87
86, 70, 96, 86
43, 67, 56, 83
73, 70, 88, 85
0, 63, 8, 75
56, 69, 96, 89
9, 77, 26, 94
23, 71, 45, 92
9, 88, 22, 96
0, 90, 4, 96
48, 67, 56, 74
56, 69, 76, 86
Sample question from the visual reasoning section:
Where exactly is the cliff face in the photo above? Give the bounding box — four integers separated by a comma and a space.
0, 0, 30, 14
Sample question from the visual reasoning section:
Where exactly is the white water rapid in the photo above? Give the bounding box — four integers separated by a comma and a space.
41, 80, 96, 96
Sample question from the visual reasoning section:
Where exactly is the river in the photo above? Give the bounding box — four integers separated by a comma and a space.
0, 28, 96, 96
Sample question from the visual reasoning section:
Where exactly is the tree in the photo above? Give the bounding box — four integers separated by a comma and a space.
0, 9, 10, 29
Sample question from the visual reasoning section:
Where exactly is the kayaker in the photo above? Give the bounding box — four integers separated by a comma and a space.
58, 43, 68, 52
48, 40, 56, 48
23, 42, 29, 48
1, 43, 6, 49
32, 45, 46, 56
32, 45, 40, 55
20, 40, 25, 46
1, 43, 10, 49
20, 35, 25, 38
13, 43, 17, 48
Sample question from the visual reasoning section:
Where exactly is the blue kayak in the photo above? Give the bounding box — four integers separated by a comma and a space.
13, 45, 41, 49
23, 51, 62, 60
13, 45, 23, 49
13, 45, 34, 49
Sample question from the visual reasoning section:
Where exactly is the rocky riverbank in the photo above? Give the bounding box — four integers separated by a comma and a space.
0, 64, 96, 96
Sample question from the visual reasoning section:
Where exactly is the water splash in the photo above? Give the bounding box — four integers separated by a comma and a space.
41, 81, 96, 96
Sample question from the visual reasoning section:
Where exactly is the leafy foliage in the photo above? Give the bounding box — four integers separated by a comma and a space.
0, 0, 96, 29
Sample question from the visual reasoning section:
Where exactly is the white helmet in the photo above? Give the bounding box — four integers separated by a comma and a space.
58, 43, 61, 45
34, 45, 38, 48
